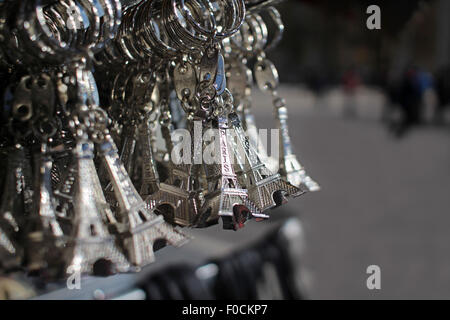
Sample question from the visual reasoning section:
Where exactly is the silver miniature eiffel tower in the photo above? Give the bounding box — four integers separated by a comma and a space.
228, 60, 279, 173
53, 157, 77, 229
228, 113, 305, 212
240, 100, 279, 174
98, 135, 189, 267
63, 140, 130, 276
97, 123, 139, 206
0, 202, 22, 271
0, 145, 32, 233
275, 100, 320, 192
0, 145, 32, 270
0, 222, 21, 271
200, 115, 266, 230
118, 122, 139, 179
139, 119, 161, 197
25, 144, 66, 273
141, 118, 201, 227
253, 55, 320, 192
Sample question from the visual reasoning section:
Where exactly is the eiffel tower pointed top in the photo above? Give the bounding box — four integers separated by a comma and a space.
275, 103, 320, 192
253, 55, 320, 193
25, 143, 66, 274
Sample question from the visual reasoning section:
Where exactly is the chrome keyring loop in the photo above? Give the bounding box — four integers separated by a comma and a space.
181, 0, 245, 39
163, 0, 245, 53
228, 12, 267, 56
108, 0, 179, 62
16, 0, 79, 63
227, 6, 282, 57
261, 6, 283, 52
117, 3, 146, 61
138, 0, 178, 58
12, 0, 121, 65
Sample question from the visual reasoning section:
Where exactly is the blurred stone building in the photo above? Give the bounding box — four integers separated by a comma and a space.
271, 0, 449, 87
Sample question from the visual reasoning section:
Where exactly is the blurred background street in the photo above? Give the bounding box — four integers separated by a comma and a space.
243, 0, 450, 299
254, 85, 450, 299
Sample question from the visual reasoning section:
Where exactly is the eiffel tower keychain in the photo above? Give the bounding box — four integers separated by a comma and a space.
0, 0, 319, 277
254, 54, 320, 192
193, 45, 266, 229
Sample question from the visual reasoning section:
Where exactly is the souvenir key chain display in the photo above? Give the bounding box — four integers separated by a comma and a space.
0, 0, 318, 278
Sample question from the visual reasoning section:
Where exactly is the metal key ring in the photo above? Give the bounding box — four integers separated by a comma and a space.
179, 0, 245, 39
260, 6, 284, 51
163, 0, 212, 52
15, 0, 120, 64
91, 0, 122, 51
162, 0, 204, 53
117, 3, 146, 61
229, 7, 282, 57
136, 0, 178, 58
16, 0, 79, 63
228, 12, 267, 55
0, 2, 27, 66
179, 0, 218, 36
164, 0, 245, 52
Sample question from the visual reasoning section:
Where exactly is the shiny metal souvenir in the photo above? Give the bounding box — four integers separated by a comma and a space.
63, 139, 130, 276
228, 111, 305, 212
0, 0, 317, 277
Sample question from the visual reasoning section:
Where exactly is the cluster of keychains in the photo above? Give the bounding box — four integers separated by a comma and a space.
0, 0, 318, 278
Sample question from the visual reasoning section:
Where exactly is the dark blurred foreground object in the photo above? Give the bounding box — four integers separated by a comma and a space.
0, 276, 35, 300
140, 218, 306, 300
